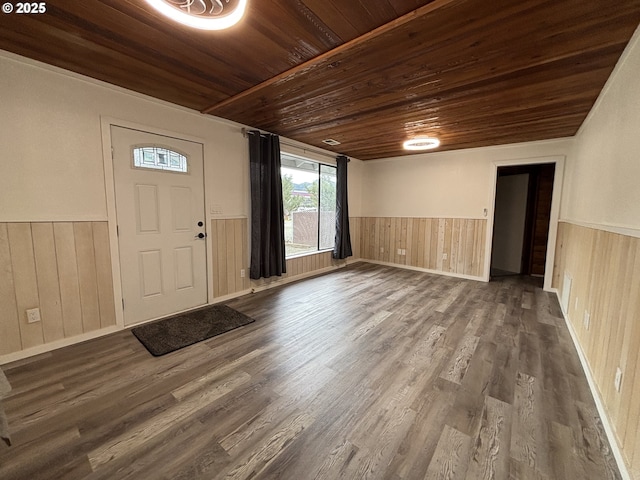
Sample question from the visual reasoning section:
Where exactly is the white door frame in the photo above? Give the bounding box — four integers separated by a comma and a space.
100, 117, 211, 328
483, 155, 565, 292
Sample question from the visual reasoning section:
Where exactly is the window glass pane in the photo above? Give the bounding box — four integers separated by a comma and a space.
132, 146, 188, 173
169, 151, 180, 167
319, 164, 337, 250
143, 149, 155, 165
280, 153, 337, 258
281, 154, 319, 257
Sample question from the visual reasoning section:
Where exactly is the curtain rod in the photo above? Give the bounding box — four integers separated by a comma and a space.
241, 127, 346, 161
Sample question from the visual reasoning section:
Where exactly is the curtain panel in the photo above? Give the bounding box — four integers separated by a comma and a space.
333, 155, 353, 260
248, 131, 287, 279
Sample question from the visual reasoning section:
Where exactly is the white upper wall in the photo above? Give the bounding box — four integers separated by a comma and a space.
346, 157, 364, 217
0, 51, 245, 221
0, 51, 360, 222
561, 26, 640, 232
360, 138, 573, 218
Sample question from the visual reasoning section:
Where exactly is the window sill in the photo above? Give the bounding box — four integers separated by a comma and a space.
285, 248, 333, 260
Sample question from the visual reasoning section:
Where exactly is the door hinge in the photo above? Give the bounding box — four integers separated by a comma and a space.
111, 146, 114, 159
116, 225, 119, 237
122, 299, 125, 310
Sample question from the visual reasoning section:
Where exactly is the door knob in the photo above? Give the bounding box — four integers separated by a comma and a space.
197, 221, 204, 227
195, 232, 207, 239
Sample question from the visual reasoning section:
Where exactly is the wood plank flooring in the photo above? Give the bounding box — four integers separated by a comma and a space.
0, 262, 621, 479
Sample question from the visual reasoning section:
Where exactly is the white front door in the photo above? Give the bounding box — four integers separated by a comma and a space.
111, 126, 207, 326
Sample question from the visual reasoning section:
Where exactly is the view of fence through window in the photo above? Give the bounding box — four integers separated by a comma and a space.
281, 153, 337, 257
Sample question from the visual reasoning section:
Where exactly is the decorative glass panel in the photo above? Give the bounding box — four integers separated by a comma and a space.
133, 146, 188, 173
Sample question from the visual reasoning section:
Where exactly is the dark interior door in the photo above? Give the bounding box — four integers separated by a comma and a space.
492, 163, 555, 278
522, 163, 555, 276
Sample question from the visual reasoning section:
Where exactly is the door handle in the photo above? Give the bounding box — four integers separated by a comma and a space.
195, 232, 207, 239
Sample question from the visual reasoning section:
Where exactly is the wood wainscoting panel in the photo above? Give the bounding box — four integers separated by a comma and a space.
553, 221, 640, 475
355, 217, 486, 278
215, 218, 360, 294
211, 219, 226, 297
53, 222, 84, 338
349, 217, 361, 260
31, 223, 65, 343
7, 223, 44, 349
74, 223, 102, 333
250, 251, 339, 290
92, 222, 117, 329
0, 222, 116, 356
0, 223, 22, 355
211, 218, 250, 298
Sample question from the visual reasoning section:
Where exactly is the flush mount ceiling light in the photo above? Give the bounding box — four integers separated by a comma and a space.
146, 0, 247, 31
403, 137, 440, 151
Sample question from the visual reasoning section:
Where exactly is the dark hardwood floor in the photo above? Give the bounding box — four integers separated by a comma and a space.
0, 262, 620, 479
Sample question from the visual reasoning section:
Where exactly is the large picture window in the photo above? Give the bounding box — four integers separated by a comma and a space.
281, 152, 336, 258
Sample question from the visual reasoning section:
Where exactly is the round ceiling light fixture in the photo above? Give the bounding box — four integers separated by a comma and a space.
403, 137, 440, 151
146, 0, 247, 30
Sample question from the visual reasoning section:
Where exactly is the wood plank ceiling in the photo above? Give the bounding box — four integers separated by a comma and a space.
1, 0, 639, 160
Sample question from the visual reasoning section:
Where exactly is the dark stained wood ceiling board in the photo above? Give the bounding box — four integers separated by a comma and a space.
1, 0, 639, 159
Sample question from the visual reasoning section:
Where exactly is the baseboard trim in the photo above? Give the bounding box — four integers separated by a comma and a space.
122, 291, 256, 331
551, 287, 631, 480
360, 259, 485, 282
0, 260, 357, 364
210, 290, 253, 304
0, 326, 121, 366
250, 261, 349, 294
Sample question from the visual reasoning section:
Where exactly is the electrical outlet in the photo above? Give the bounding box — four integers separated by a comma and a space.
26, 308, 41, 323
397, 248, 402, 255
442, 253, 448, 260
401, 249, 406, 255
615, 367, 623, 392
583, 311, 590, 330
240, 269, 245, 278
380, 247, 384, 254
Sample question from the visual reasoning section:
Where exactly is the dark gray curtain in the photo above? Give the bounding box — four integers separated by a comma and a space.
248, 131, 286, 279
333, 155, 353, 260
